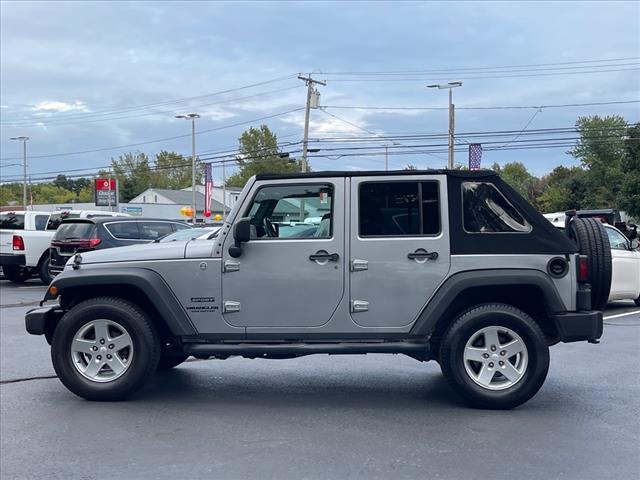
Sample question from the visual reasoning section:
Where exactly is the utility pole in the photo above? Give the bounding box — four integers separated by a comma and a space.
175, 113, 200, 223
10, 137, 29, 210
222, 160, 227, 221
427, 81, 462, 169
385, 145, 389, 171
298, 75, 325, 173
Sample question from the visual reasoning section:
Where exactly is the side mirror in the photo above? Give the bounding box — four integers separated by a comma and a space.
631, 239, 639, 250
229, 217, 251, 258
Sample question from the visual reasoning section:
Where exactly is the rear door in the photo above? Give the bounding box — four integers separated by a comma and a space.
349, 175, 450, 328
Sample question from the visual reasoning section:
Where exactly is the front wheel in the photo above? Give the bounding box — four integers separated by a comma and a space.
51, 297, 161, 401
439, 303, 549, 409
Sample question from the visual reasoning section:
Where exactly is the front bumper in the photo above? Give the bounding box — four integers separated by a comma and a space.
0, 253, 26, 266
554, 310, 603, 343
25, 306, 63, 336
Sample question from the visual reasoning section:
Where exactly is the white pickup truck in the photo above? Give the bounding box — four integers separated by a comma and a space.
0, 210, 127, 284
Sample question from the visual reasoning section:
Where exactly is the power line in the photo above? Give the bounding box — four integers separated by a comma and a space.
318, 57, 640, 75
2, 85, 304, 128
324, 67, 640, 82
0, 74, 297, 124
318, 108, 446, 161
0, 107, 304, 161
321, 100, 640, 111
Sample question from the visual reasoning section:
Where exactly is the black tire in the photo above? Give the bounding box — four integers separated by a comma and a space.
440, 303, 550, 409
51, 297, 161, 401
2, 264, 31, 283
569, 217, 612, 310
37, 253, 53, 285
635, 295, 640, 307
157, 353, 189, 370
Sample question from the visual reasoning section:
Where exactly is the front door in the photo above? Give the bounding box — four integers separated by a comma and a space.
222, 179, 345, 328
349, 175, 451, 328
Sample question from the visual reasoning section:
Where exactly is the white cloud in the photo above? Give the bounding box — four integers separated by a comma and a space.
32, 100, 88, 112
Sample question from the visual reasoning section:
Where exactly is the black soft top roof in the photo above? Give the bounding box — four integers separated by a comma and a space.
255, 169, 498, 181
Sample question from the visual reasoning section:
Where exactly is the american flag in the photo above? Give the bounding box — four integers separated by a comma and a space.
204, 163, 213, 217
469, 143, 482, 170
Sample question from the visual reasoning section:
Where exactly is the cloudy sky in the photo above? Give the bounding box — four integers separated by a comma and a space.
1, 0, 639, 184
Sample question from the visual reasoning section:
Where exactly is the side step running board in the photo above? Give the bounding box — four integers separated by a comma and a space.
183, 341, 429, 357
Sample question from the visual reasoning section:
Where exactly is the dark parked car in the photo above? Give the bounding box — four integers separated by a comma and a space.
49, 217, 190, 277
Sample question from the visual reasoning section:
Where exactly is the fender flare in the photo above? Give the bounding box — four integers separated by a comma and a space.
48, 267, 197, 335
410, 269, 567, 336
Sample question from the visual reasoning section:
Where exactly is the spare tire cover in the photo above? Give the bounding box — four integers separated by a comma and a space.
569, 218, 612, 310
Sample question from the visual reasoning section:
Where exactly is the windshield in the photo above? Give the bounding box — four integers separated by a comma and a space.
0, 213, 25, 230
47, 213, 81, 230
53, 222, 96, 240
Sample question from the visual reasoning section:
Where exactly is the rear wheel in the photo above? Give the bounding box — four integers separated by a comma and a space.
635, 295, 640, 307
440, 303, 549, 409
37, 254, 53, 285
569, 217, 612, 310
51, 297, 160, 401
2, 264, 31, 283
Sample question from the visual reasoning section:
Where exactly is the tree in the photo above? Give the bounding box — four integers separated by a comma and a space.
619, 123, 640, 218
536, 166, 588, 212
153, 150, 201, 190
0, 183, 22, 206
226, 125, 301, 187
569, 115, 628, 208
109, 152, 155, 202
492, 162, 539, 205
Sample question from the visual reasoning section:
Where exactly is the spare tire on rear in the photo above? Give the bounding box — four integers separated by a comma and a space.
568, 217, 612, 311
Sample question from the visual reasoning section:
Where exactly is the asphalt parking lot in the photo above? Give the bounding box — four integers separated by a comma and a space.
1, 280, 639, 480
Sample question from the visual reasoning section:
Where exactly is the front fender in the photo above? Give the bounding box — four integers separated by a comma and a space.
46, 267, 197, 335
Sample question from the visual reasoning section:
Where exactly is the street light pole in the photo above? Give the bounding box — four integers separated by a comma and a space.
427, 81, 462, 169
175, 113, 200, 223
10, 136, 29, 210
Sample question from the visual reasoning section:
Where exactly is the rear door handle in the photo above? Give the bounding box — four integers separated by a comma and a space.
407, 249, 438, 260
309, 251, 339, 262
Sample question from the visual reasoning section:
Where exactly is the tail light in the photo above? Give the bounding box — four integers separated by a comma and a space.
12, 235, 25, 251
577, 255, 589, 283
51, 238, 101, 248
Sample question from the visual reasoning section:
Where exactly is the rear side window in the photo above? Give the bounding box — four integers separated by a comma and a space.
34, 214, 49, 231
105, 222, 140, 240
0, 213, 25, 230
462, 182, 531, 233
359, 181, 440, 237
138, 222, 175, 240
53, 222, 96, 240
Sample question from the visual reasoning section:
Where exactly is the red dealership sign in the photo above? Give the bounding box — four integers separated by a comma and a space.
94, 178, 118, 206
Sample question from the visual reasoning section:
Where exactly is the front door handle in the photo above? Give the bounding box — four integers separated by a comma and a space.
407, 249, 438, 260
309, 251, 340, 262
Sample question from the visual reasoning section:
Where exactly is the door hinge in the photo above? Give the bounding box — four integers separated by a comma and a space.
223, 301, 241, 313
350, 300, 369, 313
350, 259, 369, 272
223, 260, 240, 273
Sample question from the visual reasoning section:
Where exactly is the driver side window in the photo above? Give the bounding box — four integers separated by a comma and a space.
245, 184, 333, 240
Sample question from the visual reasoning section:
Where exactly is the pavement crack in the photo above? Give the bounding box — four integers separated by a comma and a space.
0, 375, 58, 385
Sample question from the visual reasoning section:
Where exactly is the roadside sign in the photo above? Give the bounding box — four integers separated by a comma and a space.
94, 178, 118, 207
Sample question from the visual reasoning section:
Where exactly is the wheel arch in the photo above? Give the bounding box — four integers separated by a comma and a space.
411, 269, 566, 346
48, 268, 197, 342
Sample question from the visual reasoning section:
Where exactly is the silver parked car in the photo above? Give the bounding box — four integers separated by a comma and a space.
26, 170, 608, 409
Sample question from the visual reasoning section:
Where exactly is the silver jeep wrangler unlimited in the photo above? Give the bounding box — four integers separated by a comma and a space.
26, 170, 609, 409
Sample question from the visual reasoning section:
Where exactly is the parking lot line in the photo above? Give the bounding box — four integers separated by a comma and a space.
603, 310, 640, 320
